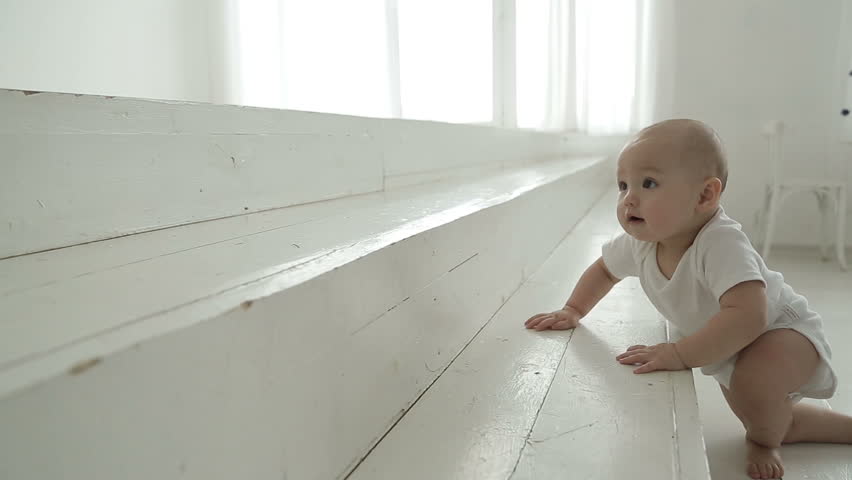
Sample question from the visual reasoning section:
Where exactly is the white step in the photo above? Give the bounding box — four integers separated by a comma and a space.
349, 195, 711, 480
1, 88, 621, 258
0, 157, 611, 479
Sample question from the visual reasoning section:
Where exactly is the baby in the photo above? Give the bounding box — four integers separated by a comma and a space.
524, 119, 852, 479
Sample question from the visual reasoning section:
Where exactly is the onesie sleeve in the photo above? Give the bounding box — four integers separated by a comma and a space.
700, 226, 766, 302
601, 232, 640, 279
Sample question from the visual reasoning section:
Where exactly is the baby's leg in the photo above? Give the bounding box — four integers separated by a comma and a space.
782, 401, 852, 444
722, 328, 821, 479
721, 385, 790, 479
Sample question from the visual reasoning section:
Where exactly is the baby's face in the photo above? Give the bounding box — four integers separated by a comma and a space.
615, 138, 702, 243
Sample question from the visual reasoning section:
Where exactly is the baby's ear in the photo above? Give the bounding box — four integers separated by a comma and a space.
698, 177, 722, 210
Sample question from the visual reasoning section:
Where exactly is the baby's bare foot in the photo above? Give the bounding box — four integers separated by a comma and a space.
745, 438, 784, 479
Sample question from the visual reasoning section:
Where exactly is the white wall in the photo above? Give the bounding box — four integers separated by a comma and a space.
0, 0, 223, 103
840, 2, 852, 143
667, 0, 852, 246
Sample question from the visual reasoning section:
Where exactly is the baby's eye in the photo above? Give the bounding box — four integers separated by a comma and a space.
617, 181, 627, 191
642, 178, 658, 189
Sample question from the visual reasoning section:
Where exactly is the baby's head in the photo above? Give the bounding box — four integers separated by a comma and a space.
616, 119, 727, 244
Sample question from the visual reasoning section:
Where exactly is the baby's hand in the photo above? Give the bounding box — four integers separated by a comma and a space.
524, 307, 581, 331
616, 343, 687, 374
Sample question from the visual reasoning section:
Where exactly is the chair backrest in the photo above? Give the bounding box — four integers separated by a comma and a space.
761, 120, 785, 187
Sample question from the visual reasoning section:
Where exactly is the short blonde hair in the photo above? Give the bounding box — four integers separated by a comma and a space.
638, 119, 728, 191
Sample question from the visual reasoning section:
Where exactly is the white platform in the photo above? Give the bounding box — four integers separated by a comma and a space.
1, 155, 650, 479
0, 156, 606, 398
0, 88, 623, 258
0, 163, 715, 480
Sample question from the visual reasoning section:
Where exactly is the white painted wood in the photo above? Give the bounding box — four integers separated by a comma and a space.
349, 194, 710, 479
667, 322, 713, 480
0, 89, 622, 258
0, 157, 607, 397
1, 130, 384, 255
0, 158, 610, 480
512, 291, 682, 479
0, 89, 386, 258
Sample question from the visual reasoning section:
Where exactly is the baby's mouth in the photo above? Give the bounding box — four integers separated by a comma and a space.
627, 215, 645, 224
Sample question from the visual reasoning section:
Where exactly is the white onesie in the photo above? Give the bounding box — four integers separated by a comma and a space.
601, 206, 837, 399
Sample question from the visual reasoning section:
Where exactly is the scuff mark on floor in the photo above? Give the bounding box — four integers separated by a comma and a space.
69, 357, 102, 375
448, 252, 478, 273
527, 422, 597, 444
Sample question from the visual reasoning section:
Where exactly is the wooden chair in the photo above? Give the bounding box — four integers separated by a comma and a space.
758, 120, 847, 270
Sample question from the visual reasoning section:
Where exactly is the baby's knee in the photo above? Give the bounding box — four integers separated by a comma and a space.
729, 368, 790, 403
726, 383, 792, 426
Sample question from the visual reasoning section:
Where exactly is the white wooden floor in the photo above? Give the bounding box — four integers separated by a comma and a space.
695, 247, 852, 479
0, 157, 605, 398
0, 158, 613, 480
348, 193, 710, 479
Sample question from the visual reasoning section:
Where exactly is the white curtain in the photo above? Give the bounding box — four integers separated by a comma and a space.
229, 0, 492, 122
228, 0, 672, 132
517, 0, 674, 134
231, 0, 393, 117
396, 0, 492, 124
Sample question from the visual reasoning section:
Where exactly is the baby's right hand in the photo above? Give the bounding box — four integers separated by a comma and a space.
524, 307, 581, 331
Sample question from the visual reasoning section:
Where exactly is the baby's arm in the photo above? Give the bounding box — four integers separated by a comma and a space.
525, 257, 620, 330
674, 280, 768, 367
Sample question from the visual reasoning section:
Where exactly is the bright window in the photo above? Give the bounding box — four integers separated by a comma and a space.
234, 0, 646, 133
279, 0, 392, 118
396, 0, 492, 124
516, 1, 551, 129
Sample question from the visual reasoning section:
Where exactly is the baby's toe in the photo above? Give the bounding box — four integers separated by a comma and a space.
745, 439, 784, 479
748, 461, 783, 479
746, 462, 760, 479
755, 461, 784, 479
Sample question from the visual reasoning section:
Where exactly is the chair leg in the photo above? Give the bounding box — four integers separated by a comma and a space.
836, 187, 848, 271
762, 187, 781, 262
816, 190, 830, 261
755, 185, 772, 246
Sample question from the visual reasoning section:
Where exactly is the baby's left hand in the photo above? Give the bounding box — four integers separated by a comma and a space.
616, 343, 687, 374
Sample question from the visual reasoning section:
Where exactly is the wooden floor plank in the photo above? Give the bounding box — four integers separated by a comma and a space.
511, 282, 684, 480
